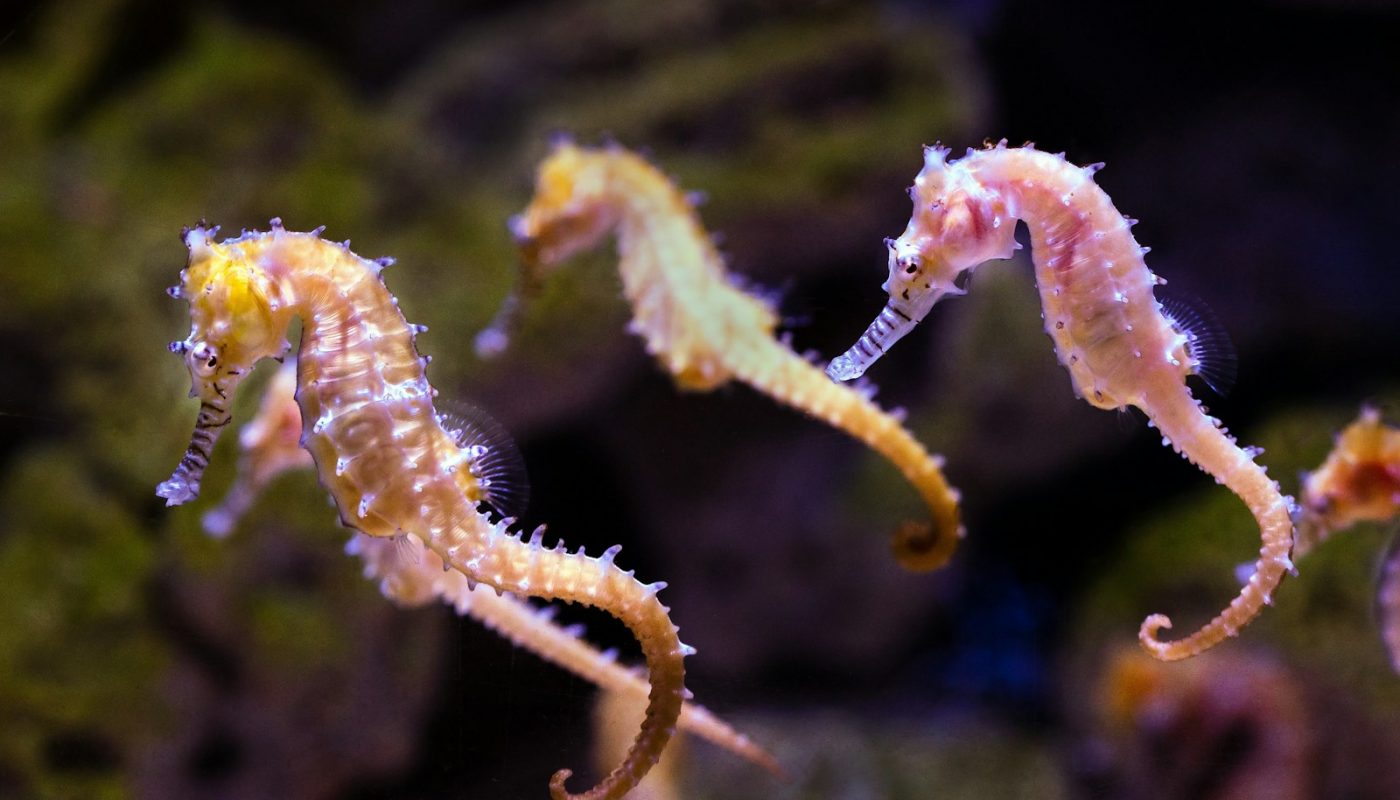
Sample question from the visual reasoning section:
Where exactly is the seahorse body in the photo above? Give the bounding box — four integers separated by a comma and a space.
480, 142, 964, 570
827, 143, 1295, 661
157, 222, 687, 800
202, 358, 779, 774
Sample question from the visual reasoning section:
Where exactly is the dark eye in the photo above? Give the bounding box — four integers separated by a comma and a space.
901, 257, 920, 275
190, 341, 221, 377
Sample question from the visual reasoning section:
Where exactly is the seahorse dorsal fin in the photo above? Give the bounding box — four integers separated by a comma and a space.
1159, 289, 1237, 397
437, 399, 530, 520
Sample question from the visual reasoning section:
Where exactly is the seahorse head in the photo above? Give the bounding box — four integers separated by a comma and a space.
173, 227, 292, 397
158, 225, 291, 506
828, 147, 1016, 381
510, 140, 620, 271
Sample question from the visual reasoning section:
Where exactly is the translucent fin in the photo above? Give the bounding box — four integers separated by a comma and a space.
437, 399, 530, 519
393, 531, 425, 567
1159, 289, 1237, 397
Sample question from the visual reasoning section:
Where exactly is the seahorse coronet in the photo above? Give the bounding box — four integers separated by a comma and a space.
830, 144, 1295, 660
159, 224, 690, 799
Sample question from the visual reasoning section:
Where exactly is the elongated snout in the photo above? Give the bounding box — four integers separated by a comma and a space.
825, 301, 921, 382
156, 397, 233, 506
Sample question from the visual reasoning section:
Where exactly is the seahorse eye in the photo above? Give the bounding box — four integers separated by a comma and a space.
190, 341, 220, 377
900, 254, 921, 276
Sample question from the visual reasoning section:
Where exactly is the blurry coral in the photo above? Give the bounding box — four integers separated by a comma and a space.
1082, 646, 1313, 800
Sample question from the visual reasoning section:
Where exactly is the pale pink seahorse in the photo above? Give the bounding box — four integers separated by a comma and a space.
827, 142, 1295, 661
157, 222, 688, 800
201, 358, 780, 774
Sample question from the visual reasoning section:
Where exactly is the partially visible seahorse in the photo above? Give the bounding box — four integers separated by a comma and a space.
477, 141, 964, 571
1296, 406, 1400, 556
201, 357, 780, 774
826, 142, 1295, 661
1296, 406, 1400, 671
157, 221, 688, 800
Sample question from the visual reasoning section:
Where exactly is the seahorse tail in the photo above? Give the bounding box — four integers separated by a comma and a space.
1138, 392, 1295, 661
431, 521, 687, 800
728, 339, 963, 571
354, 531, 780, 774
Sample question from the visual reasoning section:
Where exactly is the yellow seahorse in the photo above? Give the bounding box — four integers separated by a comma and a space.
157, 221, 687, 800
477, 141, 964, 571
827, 142, 1295, 661
202, 359, 780, 775
1296, 406, 1400, 671
1296, 406, 1400, 556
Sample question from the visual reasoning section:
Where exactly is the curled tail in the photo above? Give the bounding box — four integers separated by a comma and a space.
429, 521, 687, 800
1138, 390, 1295, 660
728, 336, 963, 570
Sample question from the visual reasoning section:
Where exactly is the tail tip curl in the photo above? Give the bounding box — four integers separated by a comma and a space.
1137, 613, 1178, 659
890, 519, 960, 572
548, 768, 580, 800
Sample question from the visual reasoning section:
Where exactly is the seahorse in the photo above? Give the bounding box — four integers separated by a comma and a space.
826, 142, 1295, 661
1296, 406, 1400, 556
200, 357, 780, 774
1295, 406, 1400, 671
157, 221, 688, 800
477, 141, 964, 571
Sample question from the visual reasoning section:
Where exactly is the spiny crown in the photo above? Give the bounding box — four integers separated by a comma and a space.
892, 144, 1016, 291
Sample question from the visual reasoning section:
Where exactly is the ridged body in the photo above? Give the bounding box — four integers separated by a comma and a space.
161, 226, 686, 800
498, 143, 963, 569
833, 144, 1295, 660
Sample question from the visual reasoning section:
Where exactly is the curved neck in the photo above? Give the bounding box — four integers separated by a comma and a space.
596, 153, 729, 302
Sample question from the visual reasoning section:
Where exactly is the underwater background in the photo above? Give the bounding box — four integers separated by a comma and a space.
2, 0, 1399, 797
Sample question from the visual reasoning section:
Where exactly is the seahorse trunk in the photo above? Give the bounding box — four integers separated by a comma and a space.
426, 515, 687, 800
728, 335, 963, 569
1137, 385, 1294, 660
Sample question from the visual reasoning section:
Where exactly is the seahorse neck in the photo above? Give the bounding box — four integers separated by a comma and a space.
603, 154, 726, 299
961, 149, 1113, 235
